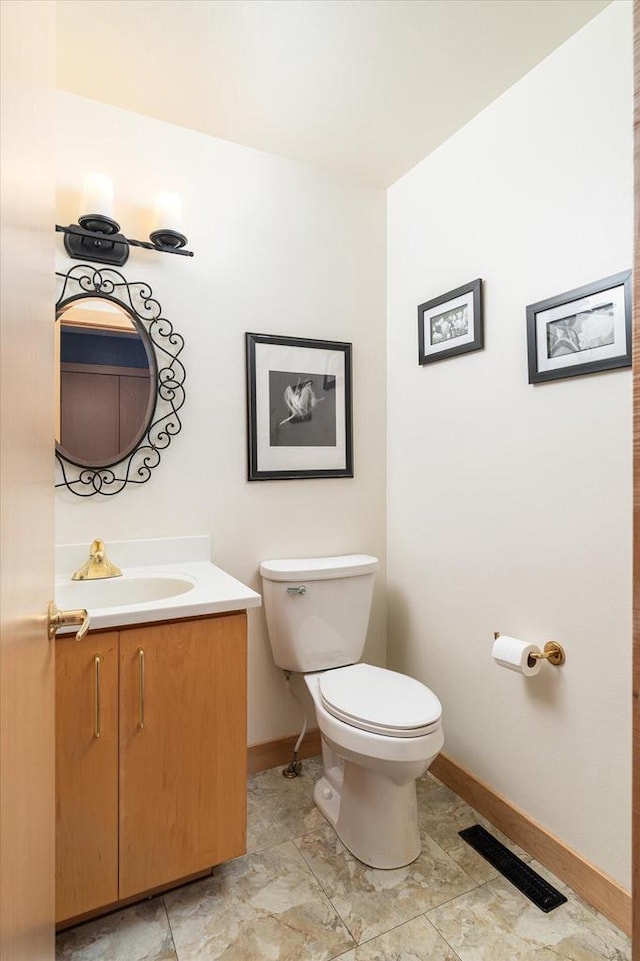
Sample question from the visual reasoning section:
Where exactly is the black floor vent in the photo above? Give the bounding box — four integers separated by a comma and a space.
458, 825, 568, 913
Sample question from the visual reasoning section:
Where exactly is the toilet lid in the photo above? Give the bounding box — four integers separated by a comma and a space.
319, 663, 442, 738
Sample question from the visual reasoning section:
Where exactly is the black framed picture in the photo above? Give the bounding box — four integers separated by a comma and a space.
245, 332, 353, 481
526, 270, 632, 384
418, 278, 483, 365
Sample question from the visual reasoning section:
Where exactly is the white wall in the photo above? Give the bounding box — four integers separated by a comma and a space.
55, 94, 387, 745
56, 0, 632, 891
387, 0, 632, 889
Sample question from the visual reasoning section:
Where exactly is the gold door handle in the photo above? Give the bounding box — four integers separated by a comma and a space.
137, 648, 145, 729
94, 655, 102, 739
47, 601, 90, 641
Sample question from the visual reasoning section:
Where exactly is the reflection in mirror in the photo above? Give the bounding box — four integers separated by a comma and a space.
55, 264, 186, 496
55, 297, 156, 468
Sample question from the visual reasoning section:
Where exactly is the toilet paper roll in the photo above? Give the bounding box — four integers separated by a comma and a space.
491, 634, 541, 677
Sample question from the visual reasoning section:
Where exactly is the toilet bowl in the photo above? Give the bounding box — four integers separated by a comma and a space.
305, 665, 443, 868
260, 554, 445, 869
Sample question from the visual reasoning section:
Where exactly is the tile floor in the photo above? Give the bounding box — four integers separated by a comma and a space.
56, 757, 631, 961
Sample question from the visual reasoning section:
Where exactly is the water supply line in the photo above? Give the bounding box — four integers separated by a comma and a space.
282, 671, 308, 778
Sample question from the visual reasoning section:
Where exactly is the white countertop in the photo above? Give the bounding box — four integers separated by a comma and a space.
55, 536, 261, 633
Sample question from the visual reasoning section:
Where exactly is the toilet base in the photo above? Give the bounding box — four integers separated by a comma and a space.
313, 775, 341, 827
313, 763, 421, 869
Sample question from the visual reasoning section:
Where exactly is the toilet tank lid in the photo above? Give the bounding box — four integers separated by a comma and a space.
260, 554, 379, 581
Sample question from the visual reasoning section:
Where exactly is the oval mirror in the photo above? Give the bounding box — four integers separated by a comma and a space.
55, 265, 186, 497
55, 296, 157, 468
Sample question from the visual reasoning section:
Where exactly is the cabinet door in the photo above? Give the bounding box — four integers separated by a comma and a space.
119, 371, 152, 452
56, 632, 119, 922
118, 614, 247, 899
59, 369, 120, 464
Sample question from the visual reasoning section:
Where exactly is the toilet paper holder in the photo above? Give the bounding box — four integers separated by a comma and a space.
493, 633, 566, 667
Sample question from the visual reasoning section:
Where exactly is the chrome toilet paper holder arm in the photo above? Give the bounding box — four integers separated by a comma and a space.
493, 633, 566, 667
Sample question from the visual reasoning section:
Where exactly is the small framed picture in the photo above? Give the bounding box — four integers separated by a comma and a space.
526, 271, 632, 384
418, 278, 483, 365
245, 332, 353, 481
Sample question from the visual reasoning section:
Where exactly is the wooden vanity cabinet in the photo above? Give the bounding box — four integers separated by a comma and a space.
55, 632, 119, 922
118, 615, 247, 898
55, 613, 247, 924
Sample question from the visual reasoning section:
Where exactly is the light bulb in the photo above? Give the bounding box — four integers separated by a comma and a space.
82, 173, 114, 217
153, 192, 183, 232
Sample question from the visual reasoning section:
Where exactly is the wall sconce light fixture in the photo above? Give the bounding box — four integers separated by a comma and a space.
55, 175, 194, 266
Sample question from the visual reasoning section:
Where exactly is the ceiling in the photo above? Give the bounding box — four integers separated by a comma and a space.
55, 0, 611, 187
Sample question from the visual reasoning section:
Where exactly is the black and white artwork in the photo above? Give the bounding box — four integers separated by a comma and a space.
246, 333, 352, 480
269, 370, 336, 447
526, 271, 631, 383
545, 304, 615, 358
418, 278, 483, 364
430, 306, 470, 345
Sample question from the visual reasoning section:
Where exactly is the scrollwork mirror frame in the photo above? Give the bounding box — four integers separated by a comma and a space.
55, 264, 186, 496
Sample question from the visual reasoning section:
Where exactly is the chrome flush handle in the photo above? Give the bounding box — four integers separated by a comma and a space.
286, 586, 307, 595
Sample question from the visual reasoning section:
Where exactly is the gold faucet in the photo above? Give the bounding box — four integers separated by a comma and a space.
72, 539, 122, 581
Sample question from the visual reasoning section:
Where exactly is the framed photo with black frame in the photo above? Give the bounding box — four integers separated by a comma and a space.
245, 332, 353, 481
418, 278, 483, 365
526, 270, 632, 384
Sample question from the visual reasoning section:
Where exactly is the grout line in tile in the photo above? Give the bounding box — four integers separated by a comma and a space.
268, 908, 356, 961
420, 911, 465, 961
289, 832, 366, 946
247, 825, 325, 857
418, 825, 481, 883
327, 899, 369, 947
284, 837, 359, 950
161, 893, 180, 961
425, 876, 497, 920
291, 839, 359, 942
351, 909, 434, 948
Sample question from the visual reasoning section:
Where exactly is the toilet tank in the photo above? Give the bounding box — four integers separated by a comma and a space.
259, 555, 379, 672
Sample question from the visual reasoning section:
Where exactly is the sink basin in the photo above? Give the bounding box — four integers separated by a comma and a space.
56, 574, 196, 611
54, 537, 261, 631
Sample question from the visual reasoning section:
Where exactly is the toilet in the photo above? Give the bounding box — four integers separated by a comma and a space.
260, 554, 444, 869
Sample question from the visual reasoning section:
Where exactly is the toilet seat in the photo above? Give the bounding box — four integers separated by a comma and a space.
319, 663, 441, 738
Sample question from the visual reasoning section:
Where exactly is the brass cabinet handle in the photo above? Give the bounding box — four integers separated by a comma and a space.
137, 648, 145, 729
94, 655, 102, 739
47, 601, 90, 641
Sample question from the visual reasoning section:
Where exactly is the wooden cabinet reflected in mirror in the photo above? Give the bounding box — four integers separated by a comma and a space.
54, 265, 185, 496
55, 298, 156, 468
